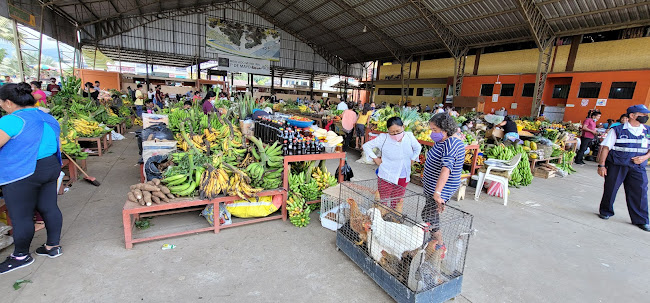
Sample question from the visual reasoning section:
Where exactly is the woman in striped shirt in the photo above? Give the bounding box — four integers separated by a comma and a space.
422, 113, 466, 224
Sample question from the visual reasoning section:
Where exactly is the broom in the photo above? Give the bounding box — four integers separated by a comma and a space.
62, 152, 101, 186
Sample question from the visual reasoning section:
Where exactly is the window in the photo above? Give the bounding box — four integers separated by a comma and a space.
552, 84, 570, 99
521, 83, 535, 97
480, 84, 494, 96
609, 82, 636, 99
578, 82, 601, 98
500, 84, 515, 96
377, 88, 414, 95
416, 88, 424, 96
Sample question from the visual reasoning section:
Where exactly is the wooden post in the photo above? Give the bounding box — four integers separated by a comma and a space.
565, 35, 582, 72
473, 48, 483, 75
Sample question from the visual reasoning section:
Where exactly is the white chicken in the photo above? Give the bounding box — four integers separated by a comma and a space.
367, 208, 427, 262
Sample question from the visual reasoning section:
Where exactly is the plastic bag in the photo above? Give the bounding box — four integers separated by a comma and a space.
201, 204, 232, 226
141, 124, 174, 141
336, 160, 354, 181
144, 154, 169, 181
226, 196, 279, 218
111, 130, 125, 141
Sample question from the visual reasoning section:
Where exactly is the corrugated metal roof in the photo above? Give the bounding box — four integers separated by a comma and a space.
47, 0, 650, 66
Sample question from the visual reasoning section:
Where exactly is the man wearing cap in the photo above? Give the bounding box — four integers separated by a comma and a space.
597, 104, 650, 232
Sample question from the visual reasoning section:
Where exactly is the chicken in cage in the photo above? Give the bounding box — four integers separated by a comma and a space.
336, 179, 474, 302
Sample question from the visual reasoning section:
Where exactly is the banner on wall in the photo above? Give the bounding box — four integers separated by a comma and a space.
218, 55, 270, 76
206, 18, 280, 62
596, 99, 607, 106
423, 88, 443, 97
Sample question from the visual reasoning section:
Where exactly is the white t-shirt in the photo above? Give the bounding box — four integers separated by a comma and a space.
435, 108, 444, 114
337, 102, 349, 111
600, 122, 647, 149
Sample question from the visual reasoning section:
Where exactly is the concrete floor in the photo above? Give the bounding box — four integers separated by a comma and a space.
1, 131, 649, 303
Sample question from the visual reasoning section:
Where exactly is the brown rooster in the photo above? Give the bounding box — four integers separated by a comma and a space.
348, 198, 372, 245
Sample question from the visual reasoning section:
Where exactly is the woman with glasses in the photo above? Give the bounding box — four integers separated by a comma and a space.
363, 117, 422, 208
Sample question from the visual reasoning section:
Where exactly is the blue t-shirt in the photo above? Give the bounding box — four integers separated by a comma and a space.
0, 108, 58, 159
422, 137, 466, 202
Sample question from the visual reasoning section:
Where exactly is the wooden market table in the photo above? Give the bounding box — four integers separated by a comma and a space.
107, 121, 127, 135
529, 156, 562, 172
122, 189, 285, 249
59, 158, 87, 195
77, 132, 112, 156
283, 152, 346, 205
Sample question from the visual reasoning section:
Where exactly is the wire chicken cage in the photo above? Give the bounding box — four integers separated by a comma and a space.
336, 179, 474, 303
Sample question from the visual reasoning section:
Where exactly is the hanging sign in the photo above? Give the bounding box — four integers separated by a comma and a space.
206, 18, 280, 62
218, 55, 270, 76
8, 4, 36, 27
596, 99, 607, 106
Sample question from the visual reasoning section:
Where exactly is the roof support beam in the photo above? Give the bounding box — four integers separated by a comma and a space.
329, 0, 403, 61
409, 0, 468, 95
271, 0, 366, 64
515, 0, 555, 117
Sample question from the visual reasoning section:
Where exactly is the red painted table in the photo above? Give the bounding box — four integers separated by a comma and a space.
122, 189, 285, 249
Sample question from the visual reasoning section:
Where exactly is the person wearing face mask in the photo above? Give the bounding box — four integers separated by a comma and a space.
362, 117, 422, 207
201, 91, 217, 114
575, 110, 602, 165
421, 113, 466, 222
597, 105, 650, 232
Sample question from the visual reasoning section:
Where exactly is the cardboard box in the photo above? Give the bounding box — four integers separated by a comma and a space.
142, 139, 176, 164
534, 167, 556, 179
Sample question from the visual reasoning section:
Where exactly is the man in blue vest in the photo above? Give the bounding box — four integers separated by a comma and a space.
597, 104, 650, 231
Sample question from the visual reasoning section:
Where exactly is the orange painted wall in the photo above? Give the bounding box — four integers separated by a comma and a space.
73, 69, 121, 90
542, 77, 572, 107
562, 70, 650, 122
459, 70, 650, 121
459, 74, 537, 117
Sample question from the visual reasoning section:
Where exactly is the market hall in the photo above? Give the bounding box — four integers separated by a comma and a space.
1, 0, 649, 302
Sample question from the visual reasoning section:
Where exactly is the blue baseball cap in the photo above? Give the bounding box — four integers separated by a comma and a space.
627, 105, 650, 114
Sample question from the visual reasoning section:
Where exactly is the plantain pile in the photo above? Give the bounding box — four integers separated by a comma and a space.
247, 136, 284, 190
288, 192, 311, 227
161, 152, 206, 197
486, 144, 533, 187
199, 154, 263, 200
127, 179, 176, 206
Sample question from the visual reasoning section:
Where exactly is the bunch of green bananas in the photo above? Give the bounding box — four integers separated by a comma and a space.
260, 169, 283, 190
246, 162, 266, 181
288, 193, 311, 227
557, 151, 577, 174
106, 115, 123, 125
289, 172, 305, 193
300, 180, 320, 201
163, 165, 205, 197
489, 145, 533, 187
248, 137, 284, 169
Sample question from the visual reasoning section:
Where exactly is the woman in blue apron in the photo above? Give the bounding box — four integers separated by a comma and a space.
0, 83, 64, 274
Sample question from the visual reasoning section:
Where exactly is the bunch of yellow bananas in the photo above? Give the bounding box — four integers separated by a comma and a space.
134, 118, 143, 126
199, 165, 230, 200
312, 167, 338, 191
71, 118, 104, 137
225, 172, 263, 200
